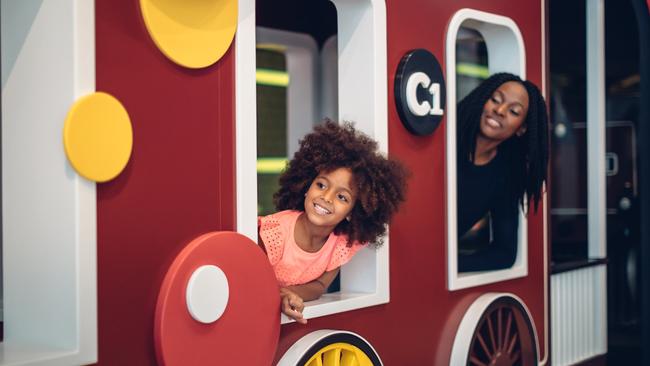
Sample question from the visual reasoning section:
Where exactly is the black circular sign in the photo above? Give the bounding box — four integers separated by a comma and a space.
394, 49, 446, 136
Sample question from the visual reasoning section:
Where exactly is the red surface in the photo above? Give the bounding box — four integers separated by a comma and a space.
155, 232, 280, 366
95, 0, 548, 364
95, 0, 236, 364
274, 1, 548, 365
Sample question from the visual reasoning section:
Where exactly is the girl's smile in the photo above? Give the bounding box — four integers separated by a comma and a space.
313, 202, 332, 215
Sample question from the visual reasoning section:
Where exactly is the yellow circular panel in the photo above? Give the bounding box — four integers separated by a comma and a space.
305, 343, 374, 366
140, 0, 238, 68
63, 92, 133, 183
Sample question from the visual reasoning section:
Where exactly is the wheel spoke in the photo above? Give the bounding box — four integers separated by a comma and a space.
476, 332, 493, 359
340, 349, 358, 366
469, 356, 488, 366
486, 313, 497, 352
503, 310, 513, 352
497, 307, 503, 350
323, 348, 342, 366
507, 332, 519, 354
308, 356, 324, 366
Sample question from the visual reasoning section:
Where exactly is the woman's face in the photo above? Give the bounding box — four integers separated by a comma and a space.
303, 167, 357, 231
479, 81, 529, 142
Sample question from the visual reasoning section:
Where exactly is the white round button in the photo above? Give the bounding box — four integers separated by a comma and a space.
186, 265, 229, 324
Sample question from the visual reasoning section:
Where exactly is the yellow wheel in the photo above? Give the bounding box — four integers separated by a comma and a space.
304, 342, 373, 366
278, 330, 382, 366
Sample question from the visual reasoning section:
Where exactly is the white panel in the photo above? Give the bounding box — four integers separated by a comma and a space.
320, 36, 338, 121
551, 265, 607, 365
332, 0, 388, 152
586, 0, 607, 258
235, 0, 258, 241
1, 0, 96, 364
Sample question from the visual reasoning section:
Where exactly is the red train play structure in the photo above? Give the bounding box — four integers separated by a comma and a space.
2, 0, 649, 365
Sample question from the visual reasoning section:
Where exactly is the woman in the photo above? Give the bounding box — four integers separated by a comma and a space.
457, 73, 549, 272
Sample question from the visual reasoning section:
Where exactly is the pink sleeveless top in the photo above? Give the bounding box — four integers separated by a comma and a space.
258, 210, 365, 287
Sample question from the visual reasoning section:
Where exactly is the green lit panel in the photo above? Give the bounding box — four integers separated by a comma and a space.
257, 68, 289, 87
456, 62, 489, 79
257, 157, 288, 174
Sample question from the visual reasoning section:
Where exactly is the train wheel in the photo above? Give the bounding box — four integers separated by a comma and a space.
451, 293, 539, 366
278, 330, 382, 366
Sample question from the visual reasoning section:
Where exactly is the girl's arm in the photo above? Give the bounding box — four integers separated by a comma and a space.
279, 269, 340, 324
284, 268, 340, 301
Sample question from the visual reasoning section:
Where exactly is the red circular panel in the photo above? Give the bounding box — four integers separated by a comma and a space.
155, 231, 280, 365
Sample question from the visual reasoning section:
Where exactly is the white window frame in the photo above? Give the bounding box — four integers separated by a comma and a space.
1, 0, 97, 364
236, 0, 389, 323
320, 35, 338, 122
446, 8, 528, 291
256, 27, 319, 158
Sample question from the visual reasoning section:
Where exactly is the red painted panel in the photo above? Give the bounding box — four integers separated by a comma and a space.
95, 0, 236, 364
274, 1, 547, 364
154, 232, 279, 366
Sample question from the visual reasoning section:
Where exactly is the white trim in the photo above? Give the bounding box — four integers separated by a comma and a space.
257, 27, 319, 157
0, 0, 97, 364
235, 0, 389, 322
320, 36, 338, 121
235, 0, 258, 241
586, 0, 607, 259
445, 8, 528, 291
277, 329, 383, 366
450, 293, 540, 366
541, 1, 549, 363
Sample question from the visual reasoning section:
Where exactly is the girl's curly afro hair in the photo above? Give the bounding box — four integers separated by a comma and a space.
274, 120, 408, 246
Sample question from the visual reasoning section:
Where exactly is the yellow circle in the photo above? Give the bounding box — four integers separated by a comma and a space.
63, 92, 133, 183
140, 0, 238, 69
304, 343, 374, 366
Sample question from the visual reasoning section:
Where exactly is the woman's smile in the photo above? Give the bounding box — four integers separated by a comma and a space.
484, 114, 502, 129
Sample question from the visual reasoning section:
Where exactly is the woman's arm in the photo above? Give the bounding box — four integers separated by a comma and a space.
458, 198, 519, 272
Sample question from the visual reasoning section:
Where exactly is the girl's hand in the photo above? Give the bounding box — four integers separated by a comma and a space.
280, 287, 307, 324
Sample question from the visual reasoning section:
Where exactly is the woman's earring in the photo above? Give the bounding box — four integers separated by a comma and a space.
346, 216, 351, 222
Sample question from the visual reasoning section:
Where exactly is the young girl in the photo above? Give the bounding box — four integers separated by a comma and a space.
456, 72, 549, 272
258, 121, 408, 323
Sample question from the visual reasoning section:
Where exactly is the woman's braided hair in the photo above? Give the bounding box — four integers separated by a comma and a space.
457, 72, 549, 212
274, 120, 408, 246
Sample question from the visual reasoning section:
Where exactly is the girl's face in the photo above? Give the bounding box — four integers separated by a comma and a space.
303, 167, 357, 231
479, 81, 529, 142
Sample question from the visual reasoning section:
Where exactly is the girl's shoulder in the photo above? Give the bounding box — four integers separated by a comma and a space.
258, 209, 301, 229
325, 235, 367, 271
258, 210, 302, 265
